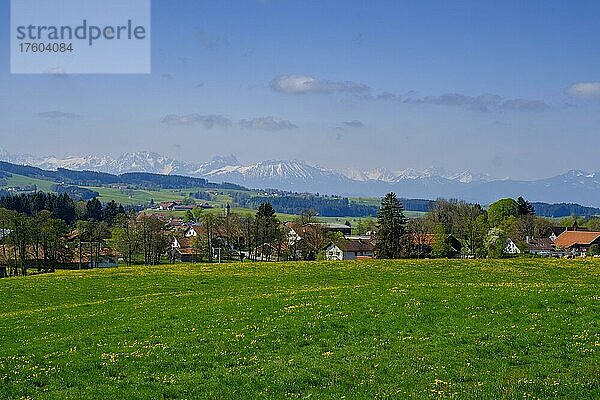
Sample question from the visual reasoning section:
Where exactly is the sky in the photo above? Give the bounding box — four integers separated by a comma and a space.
1, 0, 600, 180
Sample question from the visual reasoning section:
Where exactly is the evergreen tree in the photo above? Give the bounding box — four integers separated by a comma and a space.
103, 200, 120, 225
85, 198, 103, 221
375, 193, 407, 259
254, 203, 280, 260
516, 196, 535, 216
53, 194, 77, 225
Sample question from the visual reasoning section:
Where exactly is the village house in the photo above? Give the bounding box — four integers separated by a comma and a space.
410, 233, 462, 257
504, 238, 521, 255
553, 231, 600, 256
282, 222, 302, 246
324, 238, 375, 260
549, 226, 589, 241
159, 201, 178, 211
171, 236, 197, 263
65, 230, 119, 269
302, 222, 352, 236
522, 236, 558, 256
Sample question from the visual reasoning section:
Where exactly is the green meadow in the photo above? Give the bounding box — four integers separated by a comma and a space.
1, 259, 599, 399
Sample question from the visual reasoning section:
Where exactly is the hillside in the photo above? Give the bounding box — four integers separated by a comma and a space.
1, 259, 599, 399
3, 150, 600, 206
2, 162, 600, 218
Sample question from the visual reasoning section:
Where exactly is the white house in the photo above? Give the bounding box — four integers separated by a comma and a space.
325, 239, 374, 261
504, 238, 521, 255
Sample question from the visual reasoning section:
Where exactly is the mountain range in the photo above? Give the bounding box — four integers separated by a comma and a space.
1, 149, 599, 206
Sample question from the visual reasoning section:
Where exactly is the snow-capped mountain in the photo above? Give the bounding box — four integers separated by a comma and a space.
343, 167, 493, 184
109, 152, 198, 175
1, 151, 199, 176
2, 148, 600, 205
0, 149, 489, 187
200, 159, 351, 193
194, 155, 241, 175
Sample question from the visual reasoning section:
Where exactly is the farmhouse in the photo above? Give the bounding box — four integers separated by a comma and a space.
553, 231, 600, 255
305, 222, 351, 236
171, 236, 197, 262
549, 226, 589, 241
184, 225, 203, 237
409, 233, 463, 257
325, 238, 374, 260
159, 201, 178, 211
523, 237, 557, 256
65, 230, 119, 269
504, 238, 521, 255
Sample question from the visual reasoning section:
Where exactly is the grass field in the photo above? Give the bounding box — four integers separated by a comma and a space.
1, 259, 599, 399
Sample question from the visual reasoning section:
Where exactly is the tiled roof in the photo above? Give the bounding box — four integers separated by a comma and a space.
524, 237, 555, 251
331, 239, 374, 252
554, 231, 600, 248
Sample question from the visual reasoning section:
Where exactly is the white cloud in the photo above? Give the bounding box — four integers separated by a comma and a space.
161, 114, 231, 128
501, 98, 550, 112
239, 116, 298, 131
343, 120, 365, 128
568, 82, 600, 99
38, 111, 79, 119
270, 74, 370, 94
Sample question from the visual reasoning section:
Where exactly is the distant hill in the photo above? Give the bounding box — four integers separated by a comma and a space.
532, 202, 600, 218
1, 160, 600, 219
2, 150, 600, 206
0, 161, 247, 191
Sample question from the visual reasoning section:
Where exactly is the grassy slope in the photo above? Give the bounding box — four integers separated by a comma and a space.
0, 175, 388, 221
3, 174, 57, 192
1, 259, 599, 399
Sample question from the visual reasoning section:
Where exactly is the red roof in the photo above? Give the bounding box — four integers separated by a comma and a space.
554, 231, 600, 248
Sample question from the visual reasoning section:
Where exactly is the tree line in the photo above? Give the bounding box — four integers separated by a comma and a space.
375, 193, 559, 259
3, 190, 600, 277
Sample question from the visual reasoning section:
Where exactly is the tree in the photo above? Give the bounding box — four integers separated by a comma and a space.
356, 216, 377, 235
426, 199, 461, 234
516, 196, 535, 216
0, 209, 30, 276
239, 215, 255, 261
299, 209, 318, 225
452, 202, 488, 258
485, 228, 507, 258
588, 244, 600, 257
183, 210, 195, 223
488, 198, 519, 227
33, 210, 69, 272
137, 214, 169, 265
300, 223, 328, 261
431, 224, 453, 258
201, 213, 220, 262
75, 201, 87, 221
192, 206, 204, 222
533, 217, 554, 238
191, 234, 210, 262
405, 217, 431, 259
103, 200, 120, 225
53, 194, 77, 225
8, 212, 33, 276
514, 214, 535, 241
111, 213, 139, 266
375, 193, 407, 259
254, 203, 280, 261
85, 198, 103, 221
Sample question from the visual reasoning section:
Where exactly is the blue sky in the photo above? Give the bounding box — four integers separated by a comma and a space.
1, 0, 600, 179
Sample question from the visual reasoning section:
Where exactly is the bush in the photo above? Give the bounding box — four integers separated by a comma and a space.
588, 244, 600, 256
